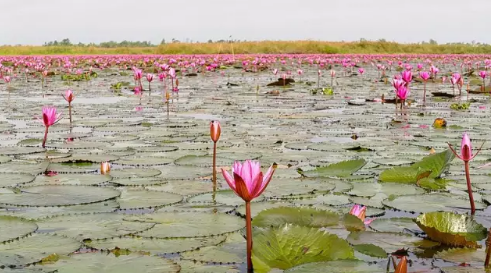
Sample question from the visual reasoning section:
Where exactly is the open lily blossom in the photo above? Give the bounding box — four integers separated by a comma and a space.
222, 160, 276, 273
222, 160, 277, 202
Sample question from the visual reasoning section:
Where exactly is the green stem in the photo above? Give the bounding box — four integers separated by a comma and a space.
465, 161, 476, 215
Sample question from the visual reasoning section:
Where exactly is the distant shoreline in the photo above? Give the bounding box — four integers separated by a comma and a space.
1, 41, 491, 55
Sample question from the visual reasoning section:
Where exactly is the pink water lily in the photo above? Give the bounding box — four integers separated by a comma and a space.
349, 205, 374, 225
146, 73, 154, 82
396, 86, 408, 100
480, 71, 487, 79
420, 71, 430, 81
37, 107, 62, 148
222, 160, 276, 202
401, 70, 412, 85
222, 160, 277, 273
447, 133, 485, 215
358, 68, 364, 75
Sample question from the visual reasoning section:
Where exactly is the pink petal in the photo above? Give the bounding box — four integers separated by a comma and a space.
221, 168, 236, 191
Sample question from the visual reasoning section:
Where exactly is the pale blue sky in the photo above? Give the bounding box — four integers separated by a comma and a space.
1, 0, 488, 45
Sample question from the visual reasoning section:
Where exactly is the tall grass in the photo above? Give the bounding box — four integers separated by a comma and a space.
2, 41, 491, 55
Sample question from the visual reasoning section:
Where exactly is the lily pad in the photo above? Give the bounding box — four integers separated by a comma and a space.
284, 260, 383, 273
252, 207, 341, 228
125, 212, 245, 238
36, 213, 155, 241
369, 218, 421, 233
87, 235, 226, 254
39, 253, 179, 273
0, 234, 80, 267
379, 149, 455, 183
0, 216, 38, 243
117, 188, 183, 210
0, 186, 120, 207
346, 231, 439, 253
252, 224, 355, 272
298, 159, 367, 178
415, 212, 487, 247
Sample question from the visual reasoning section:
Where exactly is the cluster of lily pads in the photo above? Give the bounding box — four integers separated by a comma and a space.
1, 54, 491, 273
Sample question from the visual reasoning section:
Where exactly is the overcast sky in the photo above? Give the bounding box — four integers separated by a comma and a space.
1, 0, 488, 45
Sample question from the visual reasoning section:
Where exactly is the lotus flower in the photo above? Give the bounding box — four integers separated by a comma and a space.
480, 71, 487, 79
169, 68, 176, 79
358, 68, 364, 75
330, 70, 336, 77
397, 86, 408, 100
449, 133, 482, 162
37, 107, 62, 148
297, 69, 303, 75
101, 162, 111, 175
133, 69, 142, 80
273, 68, 278, 75
448, 133, 485, 215
401, 70, 412, 84
146, 73, 154, 82
210, 120, 221, 143
420, 71, 430, 81
222, 160, 276, 202
349, 205, 373, 225
222, 160, 277, 273
392, 78, 405, 90
63, 89, 74, 103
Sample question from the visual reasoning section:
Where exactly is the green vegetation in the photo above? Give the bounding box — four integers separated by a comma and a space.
3, 40, 491, 55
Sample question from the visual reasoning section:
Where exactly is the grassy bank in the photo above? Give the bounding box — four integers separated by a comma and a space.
1, 41, 491, 55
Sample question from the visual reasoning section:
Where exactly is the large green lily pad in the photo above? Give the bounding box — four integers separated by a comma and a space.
87, 235, 226, 254
0, 186, 120, 207
0, 216, 38, 243
36, 213, 155, 241
346, 231, 439, 254
39, 253, 179, 273
252, 207, 341, 228
379, 149, 455, 183
285, 260, 383, 272
117, 188, 183, 210
298, 159, 367, 178
0, 234, 81, 267
415, 212, 487, 247
252, 225, 355, 273
125, 212, 245, 238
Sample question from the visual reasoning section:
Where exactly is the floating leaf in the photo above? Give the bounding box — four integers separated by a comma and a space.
252, 207, 341, 228
415, 212, 487, 247
39, 252, 179, 273
0, 216, 38, 243
284, 260, 383, 272
298, 159, 367, 178
352, 244, 387, 258
87, 235, 226, 254
252, 225, 354, 272
125, 212, 244, 238
0, 234, 80, 267
37, 213, 155, 241
379, 149, 455, 183
346, 231, 439, 254
0, 186, 120, 207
